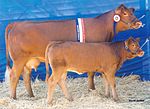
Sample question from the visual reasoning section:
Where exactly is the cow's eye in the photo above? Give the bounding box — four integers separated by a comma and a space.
123, 12, 128, 16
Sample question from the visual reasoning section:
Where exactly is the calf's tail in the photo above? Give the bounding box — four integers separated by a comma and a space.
45, 41, 64, 83
45, 43, 51, 83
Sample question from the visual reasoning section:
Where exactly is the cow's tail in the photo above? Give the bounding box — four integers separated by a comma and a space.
45, 41, 64, 83
5, 23, 13, 67
5, 23, 14, 83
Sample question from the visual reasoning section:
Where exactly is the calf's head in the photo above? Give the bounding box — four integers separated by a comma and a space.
115, 4, 142, 30
125, 37, 144, 57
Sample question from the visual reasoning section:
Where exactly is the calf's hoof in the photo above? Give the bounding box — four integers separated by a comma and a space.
47, 99, 53, 105
113, 97, 119, 102
67, 96, 73, 102
104, 94, 110, 98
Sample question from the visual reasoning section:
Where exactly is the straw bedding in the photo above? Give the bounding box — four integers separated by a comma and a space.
0, 75, 150, 109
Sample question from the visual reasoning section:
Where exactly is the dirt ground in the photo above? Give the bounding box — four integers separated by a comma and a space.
0, 75, 150, 109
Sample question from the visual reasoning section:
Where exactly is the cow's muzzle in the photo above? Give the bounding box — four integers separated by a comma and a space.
132, 21, 142, 29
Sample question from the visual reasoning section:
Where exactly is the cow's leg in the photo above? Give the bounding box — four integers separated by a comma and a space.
10, 59, 26, 99
45, 72, 50, 83
87, 72, 95, 90
105, 72, 118, 101
102, 74, 110, 98
58, 73, 73, 101
47, 69, 63, 104
22, 67, 34, 97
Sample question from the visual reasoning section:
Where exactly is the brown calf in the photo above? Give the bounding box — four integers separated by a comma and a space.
45, 37, 144, 104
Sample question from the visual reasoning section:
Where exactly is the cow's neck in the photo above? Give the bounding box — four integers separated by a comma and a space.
96, 10, 122, 40
83, 10, 129, 42
83, 11, 115, 42
99, 10, 116, 39
106, 11, 129, 36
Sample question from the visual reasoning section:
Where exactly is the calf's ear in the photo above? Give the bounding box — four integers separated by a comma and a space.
125, 36, 134, 45
128, 36, 134, 41
135, 37, 140, 42
129, 8, 135, 13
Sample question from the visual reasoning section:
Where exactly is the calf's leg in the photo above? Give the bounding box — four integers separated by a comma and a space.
105, 72, 118, 101
87, 72, 95, 90
102, 74, 110, 98
47, 69, 63, 104
22, 67, 34, 97
58, 73, 73, 101
47, 76, 57, 104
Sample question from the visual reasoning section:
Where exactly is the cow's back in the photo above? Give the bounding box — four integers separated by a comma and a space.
8, 20, 77, 60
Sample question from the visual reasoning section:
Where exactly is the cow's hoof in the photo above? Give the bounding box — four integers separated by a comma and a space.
10, 96, 17, 100
113, 98, 119, 102
29, 95, 35, 98
88, 88, 96, 92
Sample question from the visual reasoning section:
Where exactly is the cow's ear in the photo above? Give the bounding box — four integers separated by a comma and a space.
135, 37, 140, 42
118, 4, 126, 9
115, 4, 126, 14
129, 8, 135, 13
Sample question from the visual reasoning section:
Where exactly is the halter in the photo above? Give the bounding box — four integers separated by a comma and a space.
120, 17, 138, 28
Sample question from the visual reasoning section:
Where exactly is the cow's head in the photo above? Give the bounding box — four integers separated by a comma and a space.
125, 37, 144, 57
115, 4, 142, 31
